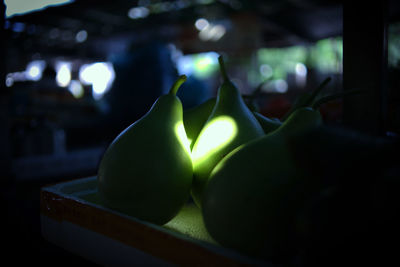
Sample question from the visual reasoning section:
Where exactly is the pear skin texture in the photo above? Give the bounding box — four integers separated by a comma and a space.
183, 97, 216, 150
191, 80, 265, 207
97, 94, 193, 225
253, 112, 282, 134
201, 107, 323, 260
203, 133, 298, 260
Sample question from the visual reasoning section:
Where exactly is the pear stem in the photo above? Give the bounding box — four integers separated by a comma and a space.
218, 55, 229, 82
305, 77, 332, 106
281, 76, 332, 121
312, 88, 366, 109
169, 75, 187, 95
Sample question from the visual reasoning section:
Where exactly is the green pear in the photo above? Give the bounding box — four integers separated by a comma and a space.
252, 77, 336, 135
191, 55, 265, 208
281, 77, 331, 121
243, 78, 270, 113
183, 95, 276, 147
202, 107, 323, 262
253, 112, 282, 134
183, 97, 216, 150
97, 75, 193, 225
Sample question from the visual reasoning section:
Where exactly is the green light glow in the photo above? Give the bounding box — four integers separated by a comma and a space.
188, 137, 193, 148
192, 116, 237, 165
175, 121, 192, 157
194, 56, 214, 72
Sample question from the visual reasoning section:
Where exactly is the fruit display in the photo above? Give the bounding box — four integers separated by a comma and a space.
190, 56, 265, 208
97, 54, 400, 265
97, 75, 192, 225
183, 97, 216, 150
202, 106, 324, 263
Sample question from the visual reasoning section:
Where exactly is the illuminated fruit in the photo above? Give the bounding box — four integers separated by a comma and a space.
97, 75, 192, 225
183, 97, 216, 150
190, 55, 265, 207
202, 107, 323, 261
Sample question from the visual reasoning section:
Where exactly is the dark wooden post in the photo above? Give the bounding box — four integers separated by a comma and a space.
342, 0, 388, 136
0, 2, 12, 181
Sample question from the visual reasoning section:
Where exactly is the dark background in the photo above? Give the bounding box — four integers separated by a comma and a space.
1, 0, 400, 265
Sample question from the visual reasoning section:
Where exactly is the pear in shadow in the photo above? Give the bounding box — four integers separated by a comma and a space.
97, 75, 193, 225
202, 107, 323, 262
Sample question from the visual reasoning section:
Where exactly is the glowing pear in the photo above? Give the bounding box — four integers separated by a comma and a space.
202, 85, 364, 243
97, 75, 192, 225
202, 107, 324, 261
191, 55, 265, 207
183, 97, 216, 150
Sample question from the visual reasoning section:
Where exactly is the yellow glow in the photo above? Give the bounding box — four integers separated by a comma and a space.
188, 138, 193, 148
175, 122, 192, 157
192, 116, 237, 164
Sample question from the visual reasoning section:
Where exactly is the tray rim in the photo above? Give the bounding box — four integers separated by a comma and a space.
40, 176, 272, 266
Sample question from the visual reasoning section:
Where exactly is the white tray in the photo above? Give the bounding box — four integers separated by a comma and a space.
40, 176, 272, 266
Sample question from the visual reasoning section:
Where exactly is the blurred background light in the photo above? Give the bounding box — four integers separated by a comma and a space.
128, 7, 150, 19
275, 79, 288, 93
295, 62, 308, 87
195, 18, 209, 31
259, 64, 273, 78
209, 25, 226, 41
5, 60, 47, 86
11, 22, 26, 32
261, 79, 288, 93
295, 62, 307, 77
176, 55, 195, 76
75, 30, 88, 43
26, 60, 46, 81
252, 37, 343, 88
79, 62, 115, 100
198, 23, 226, 41
176, 51, 219, 78
5, 74, 14, 87
68, 80, 84, 98
55, 61, 72, 87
